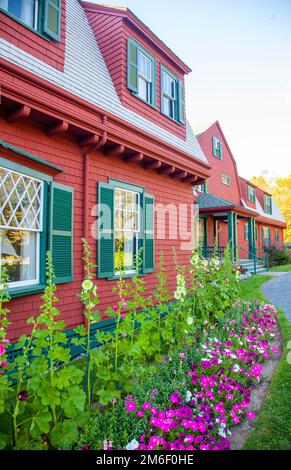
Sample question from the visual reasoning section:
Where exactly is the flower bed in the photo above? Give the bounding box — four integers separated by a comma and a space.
0, 241, 280, 450
79, 302, 279, 450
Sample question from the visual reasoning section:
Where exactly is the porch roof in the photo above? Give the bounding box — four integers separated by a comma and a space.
197, 193, 259, 218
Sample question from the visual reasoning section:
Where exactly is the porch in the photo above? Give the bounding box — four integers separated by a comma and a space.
197, 193, 267, 271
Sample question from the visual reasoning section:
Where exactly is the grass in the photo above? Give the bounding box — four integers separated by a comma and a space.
269, 264, 291, 272
238, 275, 291, 450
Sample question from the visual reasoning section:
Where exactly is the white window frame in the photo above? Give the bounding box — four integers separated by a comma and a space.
213, 137, 222, 159
222, 175, 231, 186
248, 185, 255, 203
114, 187, 140, 275
264, 195, 272, 215
162, 70, 176, 119
137, 50, 152, 104
0, 0, 39, 30
0, 165, 43, 289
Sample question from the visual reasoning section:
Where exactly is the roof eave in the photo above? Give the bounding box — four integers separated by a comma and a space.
81, 1, 191, 74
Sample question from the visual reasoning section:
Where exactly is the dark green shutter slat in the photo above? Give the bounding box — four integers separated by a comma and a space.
49, 182, 74, 284
97, 183, 114, 278
43, 0, 62, 42
178, 81, 185, 124
151, 57, 157, 108
143, 194, 154, 273
127, 39, 138, 93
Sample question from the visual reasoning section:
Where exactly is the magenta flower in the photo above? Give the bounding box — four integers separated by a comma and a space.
0, 344, 6, 357
142, 402, 151, 410
126, 401, 136, 412
246, 410, 255, 420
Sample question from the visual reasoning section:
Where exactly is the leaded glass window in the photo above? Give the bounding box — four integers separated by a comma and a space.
0, 166, 43, 287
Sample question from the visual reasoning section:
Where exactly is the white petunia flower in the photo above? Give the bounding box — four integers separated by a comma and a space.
126, 439, 139, 450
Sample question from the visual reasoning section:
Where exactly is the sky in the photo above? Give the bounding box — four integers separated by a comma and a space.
85, 0, 291, 179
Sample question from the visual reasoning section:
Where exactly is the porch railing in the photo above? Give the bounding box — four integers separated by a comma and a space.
202, 245, 226, 259
202, 245, 269, 274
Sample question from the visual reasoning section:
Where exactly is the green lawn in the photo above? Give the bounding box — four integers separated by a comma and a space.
238, 275, 291, 450
269, 264, 291, 272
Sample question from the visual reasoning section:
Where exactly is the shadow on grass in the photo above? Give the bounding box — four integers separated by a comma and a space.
239, 275, 291, 450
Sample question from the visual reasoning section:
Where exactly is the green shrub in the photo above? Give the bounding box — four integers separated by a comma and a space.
264, 244, 291, 266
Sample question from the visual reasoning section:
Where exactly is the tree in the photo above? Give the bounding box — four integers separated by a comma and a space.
272, 176, 291, 243
251, 173, 291, 243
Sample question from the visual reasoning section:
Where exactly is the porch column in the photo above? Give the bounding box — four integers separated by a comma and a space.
227, 212, 237, 261
233, 213, 237, 261
248, 218, 256, 259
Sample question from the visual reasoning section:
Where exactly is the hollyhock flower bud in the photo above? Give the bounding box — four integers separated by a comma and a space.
18, 390, 28, 401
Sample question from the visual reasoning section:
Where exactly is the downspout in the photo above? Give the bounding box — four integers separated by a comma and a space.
82, 130, 108, 240
82, 130, 107, 333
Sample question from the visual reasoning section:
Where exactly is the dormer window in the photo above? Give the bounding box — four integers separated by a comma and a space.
212, 137, 222, 159
0, 0, 62, 41
161, 65, 185, 124
127, 39, 156, 107
162, 70, 176, 119
264, 195, 272, 215
247, 185, 256, 203
137, 51, 152, 104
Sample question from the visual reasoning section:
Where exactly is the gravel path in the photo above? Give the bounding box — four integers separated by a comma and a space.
261, 272, 291, 321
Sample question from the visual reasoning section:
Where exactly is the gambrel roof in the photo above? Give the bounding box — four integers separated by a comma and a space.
0, 0, 207, 165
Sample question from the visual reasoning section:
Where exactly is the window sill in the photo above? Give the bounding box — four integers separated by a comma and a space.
0, 9, 54, 43
107, 273, 146, 281
8, 284, 46, 299
132, 92, 157, 110
160, 110, 182, 126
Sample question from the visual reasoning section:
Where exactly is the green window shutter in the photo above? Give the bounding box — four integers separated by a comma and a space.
205, 180, 209, 193
97, 183, 114, 278
178, 81, 185, 124
43, 0, 62, 41
151, 56, 157, 108
143, 194, 154, 273
49, 182, 74, 284
127, 39, 138, 93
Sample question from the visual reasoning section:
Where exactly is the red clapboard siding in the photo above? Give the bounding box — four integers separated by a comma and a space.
83, 7, 187, 140
198, 122, 242, 205
0, 117, 194, 342
0, 1, 66, 71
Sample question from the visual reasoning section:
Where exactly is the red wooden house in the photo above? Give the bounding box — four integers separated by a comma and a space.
196, 121, 286, 268
0, 1, 210, 341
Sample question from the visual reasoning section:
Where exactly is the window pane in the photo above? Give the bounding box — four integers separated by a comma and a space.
114, 231, 136, 271
138, 77, 149, 101
163, 96, 174, 118
0, 166, 43, 231
138, 51, 151, 80
2, 0, 37, 29
162, 71, 175, 98
0, 229, 37, 284
114, 188, 139, 271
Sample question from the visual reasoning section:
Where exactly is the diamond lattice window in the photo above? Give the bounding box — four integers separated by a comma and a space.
0, 166, 43, 287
